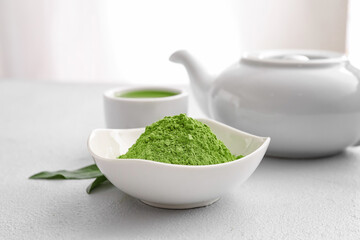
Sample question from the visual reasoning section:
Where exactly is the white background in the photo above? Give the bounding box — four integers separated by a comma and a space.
0, 0, 357, 84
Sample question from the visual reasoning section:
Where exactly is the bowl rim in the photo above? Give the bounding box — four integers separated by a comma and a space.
103, 86, 188, 102
87, 118, 271, 169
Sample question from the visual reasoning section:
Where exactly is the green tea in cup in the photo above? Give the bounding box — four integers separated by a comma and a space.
104, 86, 188, 128
116, 90, 179, 98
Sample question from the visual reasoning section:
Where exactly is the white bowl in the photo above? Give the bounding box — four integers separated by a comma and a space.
104, 86, 188, 129
87, 118, 270, 209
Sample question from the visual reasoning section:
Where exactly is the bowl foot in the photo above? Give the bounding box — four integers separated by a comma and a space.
140, 197, 220, 209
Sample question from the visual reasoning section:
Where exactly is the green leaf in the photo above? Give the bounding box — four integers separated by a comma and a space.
29, 164, 103, 180
86, 175, 111, 194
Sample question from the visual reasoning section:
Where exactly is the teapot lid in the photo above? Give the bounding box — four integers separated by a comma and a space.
242, 49, 347, 66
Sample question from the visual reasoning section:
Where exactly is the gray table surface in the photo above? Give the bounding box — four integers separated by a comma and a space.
0, 80, 359, 240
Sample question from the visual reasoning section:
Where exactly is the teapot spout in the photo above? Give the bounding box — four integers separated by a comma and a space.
170, 50, 213, 116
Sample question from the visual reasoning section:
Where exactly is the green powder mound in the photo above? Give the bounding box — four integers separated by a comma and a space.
118, 114, 240, 165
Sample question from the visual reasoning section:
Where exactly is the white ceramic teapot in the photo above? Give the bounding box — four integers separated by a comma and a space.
170, 49, 360, 158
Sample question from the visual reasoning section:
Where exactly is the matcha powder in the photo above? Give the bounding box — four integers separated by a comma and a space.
118, 114, 241, 165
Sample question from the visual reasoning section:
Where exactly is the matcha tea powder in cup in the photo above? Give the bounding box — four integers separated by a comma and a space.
118, 114, 242, 165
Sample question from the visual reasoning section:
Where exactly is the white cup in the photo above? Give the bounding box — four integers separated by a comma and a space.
103, 86, 188, 129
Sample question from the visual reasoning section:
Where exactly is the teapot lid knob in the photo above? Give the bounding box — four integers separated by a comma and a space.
280, 54, 309, 61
